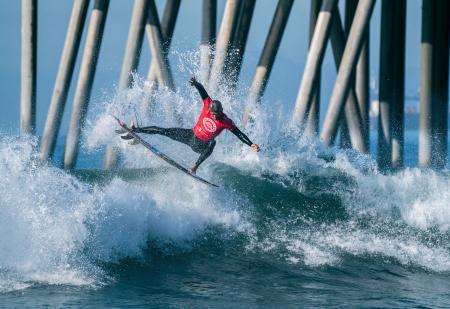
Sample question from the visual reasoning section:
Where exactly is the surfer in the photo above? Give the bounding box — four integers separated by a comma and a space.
120, 77, 260, 173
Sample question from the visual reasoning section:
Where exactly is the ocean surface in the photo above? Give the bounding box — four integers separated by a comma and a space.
1, 73, 450, 308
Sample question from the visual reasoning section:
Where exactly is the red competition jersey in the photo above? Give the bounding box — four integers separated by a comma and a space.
193, 97, 236, 141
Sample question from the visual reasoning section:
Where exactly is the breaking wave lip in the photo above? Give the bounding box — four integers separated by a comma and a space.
236, 152, 450, 271
0, 135, 250, 293
253, 221, 450, 272
83, 55, 450, 233
82, 49, 450, 273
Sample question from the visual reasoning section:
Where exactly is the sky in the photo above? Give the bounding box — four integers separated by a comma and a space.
0, 0, 428, 136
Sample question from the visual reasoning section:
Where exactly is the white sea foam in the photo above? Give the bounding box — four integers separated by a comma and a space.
81, 49, 450, 274
2, 49, 449, 292
0, 135, 248, 293
252, 219, 450, 271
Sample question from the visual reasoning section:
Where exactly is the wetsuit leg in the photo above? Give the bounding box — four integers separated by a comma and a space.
193, 139, 216, 166
136, 126, 194, 147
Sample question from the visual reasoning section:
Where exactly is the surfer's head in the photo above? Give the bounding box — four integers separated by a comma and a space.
210, 100, 223, 120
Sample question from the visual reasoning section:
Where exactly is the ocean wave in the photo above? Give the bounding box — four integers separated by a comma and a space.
0, 136, 248, 293
1, 50, 449, 293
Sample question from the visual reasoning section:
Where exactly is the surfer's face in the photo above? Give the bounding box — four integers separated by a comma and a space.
210, 112, 223, 121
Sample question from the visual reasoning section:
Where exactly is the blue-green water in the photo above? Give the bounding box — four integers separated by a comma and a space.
1, 79, 449, 307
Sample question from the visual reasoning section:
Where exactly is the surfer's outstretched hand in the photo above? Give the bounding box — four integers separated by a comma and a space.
251, 144, 261, 152
189, 77, 198, 86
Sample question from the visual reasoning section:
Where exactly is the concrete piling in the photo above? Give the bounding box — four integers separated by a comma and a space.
64, 0, 110, 170
320, 0, 375, 146
355, 14, 370, 152
418, 0, 434, 168
328, 6, 366, 152
338, 0, 356, 149
228, 0, 256, 86
291, 0, 337, 127
145, 0, 175, 90
356, 42, 370, 150
40, 0, 89, 162
21, 0, 37, 136
417, 0, 450, 169
431, 0, 449, 169
103, 0, 149, 170
242, 0, 294, 126
14, 0, 450, 171
305, 0, 322, 136
378, 11, 393, 168
390, 0, 406, 169
208, 0, 242, 92
378, 0, 407, 170
105, 0, 181, 170
147, 0, 181, 84
200, 0, 217, 84
118, 0, 149, 91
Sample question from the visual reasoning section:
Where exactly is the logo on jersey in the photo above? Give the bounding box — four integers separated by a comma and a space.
202, 118, 217, 132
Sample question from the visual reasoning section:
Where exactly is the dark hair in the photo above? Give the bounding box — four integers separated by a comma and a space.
210, 100, 223, 113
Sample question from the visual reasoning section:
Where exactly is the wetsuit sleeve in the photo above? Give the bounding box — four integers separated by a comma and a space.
230, 127, 253, 147
192, 81, 209, 100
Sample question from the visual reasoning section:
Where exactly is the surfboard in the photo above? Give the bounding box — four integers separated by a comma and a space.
113, 116, 219, 187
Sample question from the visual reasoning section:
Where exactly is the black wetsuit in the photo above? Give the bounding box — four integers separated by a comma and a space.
133, 82, 254, 167
133, 126, 216, 167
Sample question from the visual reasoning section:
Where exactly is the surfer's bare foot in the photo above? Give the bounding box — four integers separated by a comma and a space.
190, 164, 198, 174
251, 143, 261, 152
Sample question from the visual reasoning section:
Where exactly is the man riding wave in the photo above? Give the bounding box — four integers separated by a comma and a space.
119, 77, 260, 173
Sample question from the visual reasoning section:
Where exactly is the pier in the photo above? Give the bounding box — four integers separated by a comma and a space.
18, 0, 449, 170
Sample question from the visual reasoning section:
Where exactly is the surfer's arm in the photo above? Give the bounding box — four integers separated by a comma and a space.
231, 127, 261, 152
189, 77, 209, 101
231, 127, 252, 146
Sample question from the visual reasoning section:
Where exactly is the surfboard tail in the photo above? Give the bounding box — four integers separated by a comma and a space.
112, 115, 219, 188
